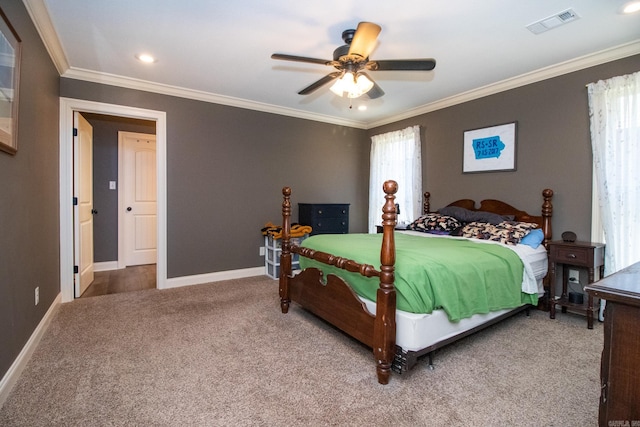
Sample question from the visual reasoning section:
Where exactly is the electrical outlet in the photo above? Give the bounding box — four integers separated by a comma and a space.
259, 246, 265, 256
35, 287, 39, 305
568, 269, 580, 284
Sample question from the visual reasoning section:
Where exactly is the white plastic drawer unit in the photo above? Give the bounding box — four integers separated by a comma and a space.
264, 234, 306, 279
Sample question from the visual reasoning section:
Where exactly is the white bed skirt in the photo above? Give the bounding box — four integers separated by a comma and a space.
360, 298, 527, 352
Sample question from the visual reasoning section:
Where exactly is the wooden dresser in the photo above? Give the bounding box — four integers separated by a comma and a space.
585, 261, 640, 426
298, 203, 349, 235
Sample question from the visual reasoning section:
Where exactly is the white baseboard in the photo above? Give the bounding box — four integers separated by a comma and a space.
164, 267, 266, 289
93, 261, 120, 272
0, 293, 61, 409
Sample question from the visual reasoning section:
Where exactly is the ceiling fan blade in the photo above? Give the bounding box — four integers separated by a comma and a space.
348, 22, 381, 58
367, 59, 436, 71
298, 72, 342, 95
360, 73, 384, 99
271, 53, 333, 66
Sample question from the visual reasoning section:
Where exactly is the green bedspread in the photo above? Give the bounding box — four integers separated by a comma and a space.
299, 233, 537, 321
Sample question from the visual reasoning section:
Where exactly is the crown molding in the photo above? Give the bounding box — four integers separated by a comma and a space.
367, 40, 640, 129
61, 67, 368, 129
22, 0, 69, 74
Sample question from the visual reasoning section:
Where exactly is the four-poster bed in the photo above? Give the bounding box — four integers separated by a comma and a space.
278, 181, 553, 384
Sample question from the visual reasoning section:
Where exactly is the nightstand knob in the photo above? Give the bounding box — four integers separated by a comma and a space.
567, 253, 577, 259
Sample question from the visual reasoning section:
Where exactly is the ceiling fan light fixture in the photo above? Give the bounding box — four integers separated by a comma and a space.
329, 72, 374, 98
272, 21, 436, 99
329, 72, 348, 96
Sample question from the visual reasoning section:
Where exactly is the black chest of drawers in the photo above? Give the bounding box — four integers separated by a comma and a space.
298, 203, 349, 235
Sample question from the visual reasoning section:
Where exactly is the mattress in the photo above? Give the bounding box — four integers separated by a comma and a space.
359, 231, 548, 352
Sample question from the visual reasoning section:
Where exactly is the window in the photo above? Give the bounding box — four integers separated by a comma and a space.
588, 71, 640, 275
368, 126, 422, 233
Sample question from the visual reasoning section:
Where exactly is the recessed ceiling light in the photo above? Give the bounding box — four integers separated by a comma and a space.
135, 53, 156, 63
621, 1, 640, 13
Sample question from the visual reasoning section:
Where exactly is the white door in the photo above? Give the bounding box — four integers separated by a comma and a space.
74, 112, 94, 297
120, 132, 157, 266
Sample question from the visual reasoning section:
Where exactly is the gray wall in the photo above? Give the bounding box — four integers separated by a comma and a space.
0, 1, 60, 383
83, 113, 156, 262
59, 80, 372, 277
370, 54, 640, 243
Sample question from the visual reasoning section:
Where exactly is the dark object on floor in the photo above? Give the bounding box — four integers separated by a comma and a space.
568, 292, 584, 304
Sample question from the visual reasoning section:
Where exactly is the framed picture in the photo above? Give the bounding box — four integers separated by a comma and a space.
463, 122, 517, 173
0, 8, 21, 155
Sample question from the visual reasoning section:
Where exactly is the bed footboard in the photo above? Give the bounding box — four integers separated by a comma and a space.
279, 181, 398, 384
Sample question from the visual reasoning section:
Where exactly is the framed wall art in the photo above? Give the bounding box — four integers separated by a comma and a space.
0, 7, 21, 155
463, 122, 517, 173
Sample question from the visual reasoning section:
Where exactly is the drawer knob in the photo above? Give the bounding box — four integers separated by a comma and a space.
567, 253, 577, 259
318, 210, 322, 214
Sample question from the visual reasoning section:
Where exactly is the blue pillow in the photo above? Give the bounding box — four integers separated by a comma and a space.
520, 228, 544, 249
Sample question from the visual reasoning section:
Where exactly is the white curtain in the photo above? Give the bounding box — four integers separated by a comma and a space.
587, 71, 640, 275
368, 125, 422, 233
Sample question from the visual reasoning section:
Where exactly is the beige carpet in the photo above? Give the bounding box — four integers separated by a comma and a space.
0, 276, 601, 426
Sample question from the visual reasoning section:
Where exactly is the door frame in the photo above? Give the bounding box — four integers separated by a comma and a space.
59, 98, 167, 302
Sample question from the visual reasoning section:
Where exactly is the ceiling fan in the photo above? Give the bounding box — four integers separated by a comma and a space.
271, 22, 436, 99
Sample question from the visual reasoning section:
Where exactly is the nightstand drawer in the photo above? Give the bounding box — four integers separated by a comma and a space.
553, 246, 591, 266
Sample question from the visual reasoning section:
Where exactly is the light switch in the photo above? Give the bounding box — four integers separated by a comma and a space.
109, 181, 116, 190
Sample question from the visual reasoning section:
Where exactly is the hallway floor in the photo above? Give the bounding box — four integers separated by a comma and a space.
81, 264, 156, 298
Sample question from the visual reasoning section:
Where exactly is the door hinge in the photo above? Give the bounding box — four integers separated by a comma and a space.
74, 265, 79, 274
73, 128, 78, 137
73, 197, 78, 206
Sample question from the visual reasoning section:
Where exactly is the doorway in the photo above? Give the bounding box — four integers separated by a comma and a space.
76, 115, 157, 298
59, 98, 167, 303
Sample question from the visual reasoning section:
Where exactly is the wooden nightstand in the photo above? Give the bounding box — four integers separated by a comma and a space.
548, 240, 605, 329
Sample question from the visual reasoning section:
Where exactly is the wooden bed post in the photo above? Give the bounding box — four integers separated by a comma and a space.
541, 189, 554, 248
279, 186, 292, 313
374, 180, 398, 385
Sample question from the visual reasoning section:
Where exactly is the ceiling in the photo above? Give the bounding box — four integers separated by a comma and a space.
25, 0, 640, 129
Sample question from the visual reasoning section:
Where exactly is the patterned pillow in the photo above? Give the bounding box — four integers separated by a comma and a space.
408, 213, 462, 234
460, 221, 539, 245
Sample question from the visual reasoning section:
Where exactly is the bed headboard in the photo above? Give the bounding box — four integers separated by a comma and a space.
423, 189, 554, 246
